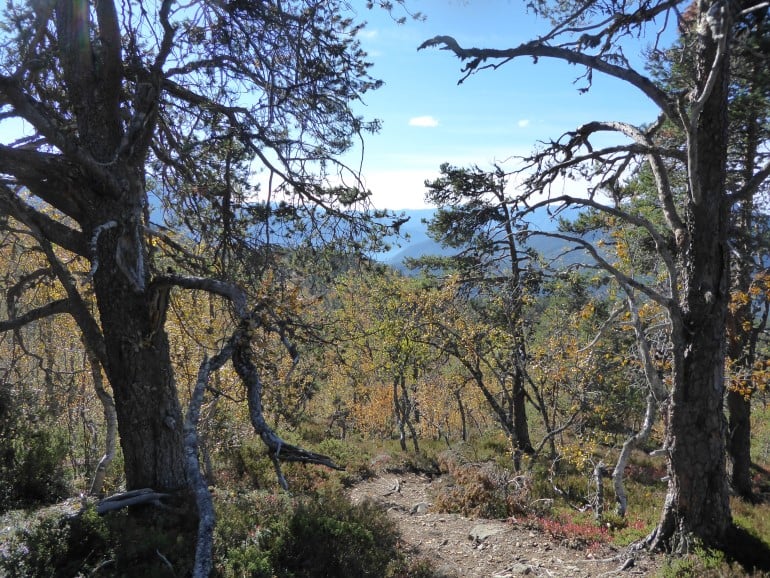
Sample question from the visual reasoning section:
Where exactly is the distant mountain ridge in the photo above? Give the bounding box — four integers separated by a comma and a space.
377, 206, 586, 269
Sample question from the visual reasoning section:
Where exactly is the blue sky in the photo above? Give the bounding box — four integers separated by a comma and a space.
0, 1, 675, 214
349, 0, 674, 210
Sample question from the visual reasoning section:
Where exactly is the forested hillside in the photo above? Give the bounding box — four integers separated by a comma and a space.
1, 0, 770, 577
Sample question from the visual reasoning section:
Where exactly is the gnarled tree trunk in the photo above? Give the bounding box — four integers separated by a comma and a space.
92, 226, 187, 491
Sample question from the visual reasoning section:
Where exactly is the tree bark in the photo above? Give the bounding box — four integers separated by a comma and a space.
393, 376, 407, 451
651, 7, 732, 549
454, 389, 468, 442
402, 372, 420, 453
724, 41, 767, 499
92, 218, 187, 492
512, 365, 534, 456
48, 0, 189, 494
726, 390, 753, 498
614, 394, 656, 517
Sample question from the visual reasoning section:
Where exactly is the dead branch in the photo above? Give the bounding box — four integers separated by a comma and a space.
184, 342, 234, 578
86, 347, 117, 498
418, 36, 675, 118
232, 328, 341, 491
0, 298, 70, 332
150, 274, 248, 318
524, 229, 673, 310
96, 488, 171, 515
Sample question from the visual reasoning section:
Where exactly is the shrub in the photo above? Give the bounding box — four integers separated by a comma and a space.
0, 500, 200, 578
272, 491, 401, 577
315, 438, 375, 485
229, 439, 281, 490
432, 452, 529, 518
0, 505, 110, 577
0, 426, 71, 511
524, 513, 610, 550
213, 487, 438, 578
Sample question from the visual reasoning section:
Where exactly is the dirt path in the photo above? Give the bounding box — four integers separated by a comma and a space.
349, 473, 663, 577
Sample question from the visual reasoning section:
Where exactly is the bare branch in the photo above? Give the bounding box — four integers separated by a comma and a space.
0, 145, 88, 220
0, 299, 70, 332
0, 184, 87, 256
146, 225, 208, 266
577, 305, 626, 354
231, 328, 342, 490
96, 489, 170, 514
739, 2, 770, 16
150, 274, 248, 318
522, 194, 679, 300
184, 342, 234, 578
35, 235, 107, 368
626, 292, 670, 402
572, 119, 686, 226
6, 267, 53, 312
0, 76, 122, 197
731, 159, 770, 203
418, 36, 675, 118
87, 346, 117, 497
525, 229, 674, 310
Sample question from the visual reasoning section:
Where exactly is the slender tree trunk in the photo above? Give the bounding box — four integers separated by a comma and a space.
393, 376, 407, 451
200, 396, 220, 485
86, 347, 117, 497
726, 201, 754, 499
726, 390, 753, 497
454, 389, 468, 442
512, 366, 534, 455
725, 44, 765, 498
402, 373, 420, 453
614, 394, 656, 517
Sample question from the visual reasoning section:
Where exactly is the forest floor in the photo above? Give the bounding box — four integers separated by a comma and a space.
349, 471, 666, 578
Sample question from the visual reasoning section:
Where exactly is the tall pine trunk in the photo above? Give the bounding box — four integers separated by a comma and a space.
56, 0, 189, 493
726, 389, 753, 497
652, 7, 732, 549
725, 45, 766, 498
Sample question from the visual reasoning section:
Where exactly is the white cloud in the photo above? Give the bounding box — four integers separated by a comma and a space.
358, 29, 379, 40
517, 119, 530, 127
362, 168, 438, 210
408, 116, 439, 128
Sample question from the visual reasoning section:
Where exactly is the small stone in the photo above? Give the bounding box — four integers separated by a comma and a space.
469, 523, 505, 542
